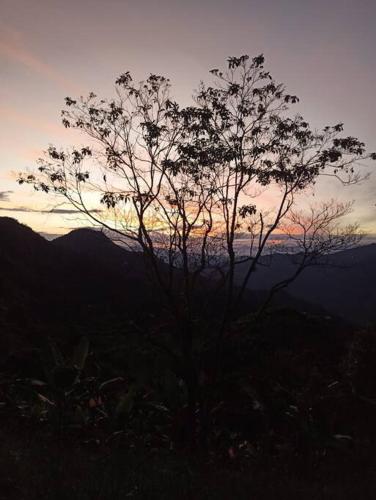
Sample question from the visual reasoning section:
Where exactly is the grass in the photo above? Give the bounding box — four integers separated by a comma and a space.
1, 416, 376, 500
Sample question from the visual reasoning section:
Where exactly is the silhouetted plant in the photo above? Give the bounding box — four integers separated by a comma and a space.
18, 54, 376, 442
16, 338, 99, 431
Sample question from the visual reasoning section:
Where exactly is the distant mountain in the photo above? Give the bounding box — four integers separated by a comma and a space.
0, 217, 156, 305
234, 244, 376, 324
1, 216, 374, 361
54, 228, 126, 260
0, 218, 156, 358
53, 228, 148, 280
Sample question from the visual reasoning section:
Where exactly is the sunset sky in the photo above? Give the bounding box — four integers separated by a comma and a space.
1, 0, 375, 236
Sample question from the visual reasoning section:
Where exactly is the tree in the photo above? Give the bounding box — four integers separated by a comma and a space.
19, 54, 376, 439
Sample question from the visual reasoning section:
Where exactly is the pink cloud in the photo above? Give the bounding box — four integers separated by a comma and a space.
0, 34, 81, 94
0, 105, 63, 136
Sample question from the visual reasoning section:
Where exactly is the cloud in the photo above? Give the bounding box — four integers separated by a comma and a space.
0, 190, 13, 201
0, 206, 102, 214
0, 32, 81, 94
0, 105, 63, 136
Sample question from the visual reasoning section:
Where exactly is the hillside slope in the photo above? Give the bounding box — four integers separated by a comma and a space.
0, 218, 154, 357
234, 244, 376, 324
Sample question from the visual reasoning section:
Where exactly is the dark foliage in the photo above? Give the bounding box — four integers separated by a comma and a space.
1, 217, 376, 498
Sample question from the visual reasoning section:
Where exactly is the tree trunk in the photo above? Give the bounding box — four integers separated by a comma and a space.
181, 320, 199, 447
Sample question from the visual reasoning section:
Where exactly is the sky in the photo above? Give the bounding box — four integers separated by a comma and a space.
0, 0, 375, 236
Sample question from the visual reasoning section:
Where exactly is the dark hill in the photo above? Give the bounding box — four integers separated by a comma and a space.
1, 216, 374, 361
0, 218, 155, 358
0, 217, 48, 252
53, 228, 147, 279
235, 244, 376, 324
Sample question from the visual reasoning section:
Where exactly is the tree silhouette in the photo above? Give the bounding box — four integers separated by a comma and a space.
19, 55, 376, 438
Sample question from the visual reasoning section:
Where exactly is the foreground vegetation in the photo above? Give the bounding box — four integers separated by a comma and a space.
2, 310, 376, 499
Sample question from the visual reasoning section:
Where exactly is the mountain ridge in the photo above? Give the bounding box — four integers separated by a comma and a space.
1, 216, 375, 356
